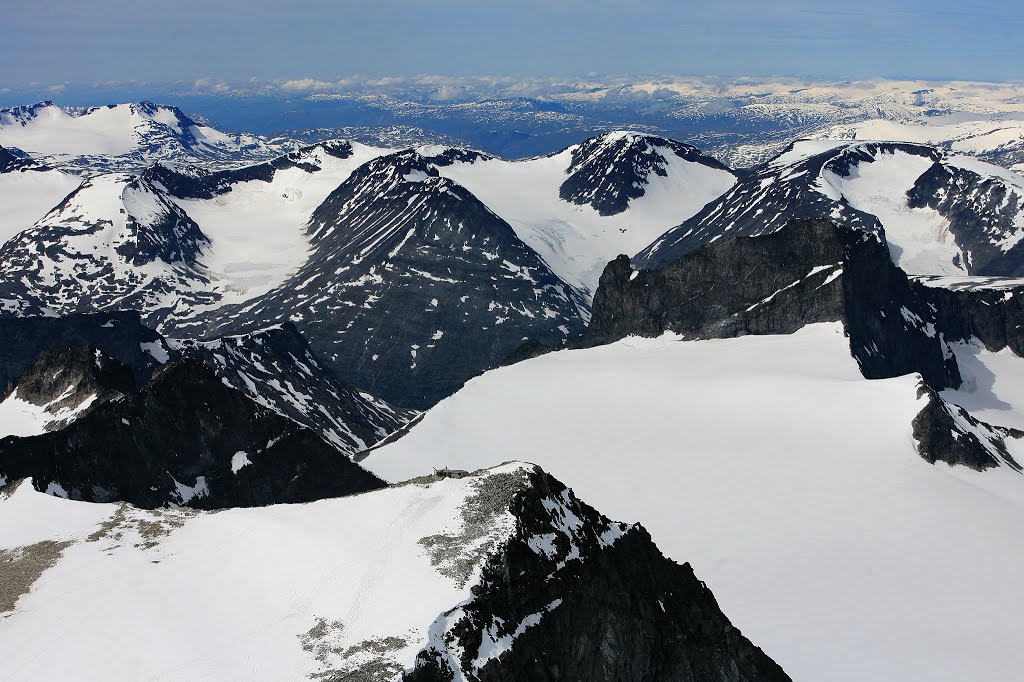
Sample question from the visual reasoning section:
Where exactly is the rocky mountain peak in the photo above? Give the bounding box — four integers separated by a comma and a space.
560, 130, 734, 216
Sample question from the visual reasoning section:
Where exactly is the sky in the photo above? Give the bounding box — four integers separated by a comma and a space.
1, 0, 1022, 89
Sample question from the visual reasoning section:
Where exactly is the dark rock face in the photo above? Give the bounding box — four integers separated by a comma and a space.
499, 339, 557, 367
147, 140, 354, 200
0, 312, 410, 457
0, 145, 36, 173
174, 322, 414, 455
907, 162, 1024, 276
0, 311, 167, 394
584, 219, 958, 390
178, 150, 587, 408
0, 359, 386, 508
912, 280, 1024, 356
3, 346, 135, 430
912, 383, 1023, 472
405, 468, 791, 682
559, 132, 734, 216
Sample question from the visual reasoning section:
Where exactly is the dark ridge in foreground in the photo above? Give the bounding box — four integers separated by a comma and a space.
0, 311, 167, 393
404, 467, 791, 682
0, 358, 386, 508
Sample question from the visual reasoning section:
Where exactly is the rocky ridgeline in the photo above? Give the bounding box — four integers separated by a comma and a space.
582, 218, 1024, 472
404, 466, 790, 682
0, 356, 386, 508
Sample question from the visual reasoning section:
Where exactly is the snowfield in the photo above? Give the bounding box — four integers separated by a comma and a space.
812, 116, 1024, 172
0, 168, 80, 244
365, 323, 1024, 682
0, 103, 142, 157
817, 148, 966, 275
174, 143, 389, 306
434, 141, 736, 297
0, 463, 531, 681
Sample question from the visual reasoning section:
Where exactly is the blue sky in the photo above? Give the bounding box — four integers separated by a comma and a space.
2, 0, 1022, 87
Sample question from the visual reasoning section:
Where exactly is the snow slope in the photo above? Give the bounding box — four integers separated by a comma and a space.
365, 323, 1024, 682
433, 135, 736, 297
0, 461, 643, 680
942, 340, 1024, 431
816, 147, 966, 275
172, 142, 388, 306
0, 167, 79, 244
0, 388, 97, 439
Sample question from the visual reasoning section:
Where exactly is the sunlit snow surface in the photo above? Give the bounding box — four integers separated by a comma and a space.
817, 148, 967, 275
174, 143, 389, 306
0, 388, 97, 438
0, 463, 530, 681
366, 323, 1024, 682
436, 144, 736, 297
0, 168, 80, 244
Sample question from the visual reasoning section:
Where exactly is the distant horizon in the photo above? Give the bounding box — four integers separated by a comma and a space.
4, 1, 1022, 88
4, 73, 1024, 108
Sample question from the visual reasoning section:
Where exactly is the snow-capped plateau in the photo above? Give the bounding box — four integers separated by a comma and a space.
0, 462, 789, 681
0, 101, 290, 174
809, 116, 1024, 173
364, 323, 1024, 682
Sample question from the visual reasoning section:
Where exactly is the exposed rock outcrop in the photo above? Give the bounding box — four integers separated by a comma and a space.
0, 359, 386, 508
406, 467, 791, 682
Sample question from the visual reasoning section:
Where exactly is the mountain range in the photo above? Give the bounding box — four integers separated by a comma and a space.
1, 99, 1024, 681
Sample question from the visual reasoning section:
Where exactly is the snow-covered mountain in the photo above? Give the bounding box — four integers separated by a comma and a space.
0, 101, 289, 174
0, 141, 383, 321
0, 171, 214, 318
364, 324, 1024, 682
152, 140, 389, 309
7, 93, 1024, 681
430, 131, 737, 297
809, 116, 1024, 173
0, 462, 790, 680
182, 149, 590, 407
637, 140, 1024, 277
172, 323, 413, 453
